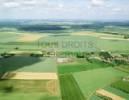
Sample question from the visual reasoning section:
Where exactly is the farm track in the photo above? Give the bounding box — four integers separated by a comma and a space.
96, 89, 125, 100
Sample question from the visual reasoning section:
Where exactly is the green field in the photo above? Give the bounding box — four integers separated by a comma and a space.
1, 30, 129, 53
1, 28, 129, 100
73, 67, 128, 99
116, 65, 129, 73
0, 56, 61, 100
111, 80, 129, 93
39, 34, 129, 52
0, 32, 19, 43
59, 74, 85, 100
58, 59, 111, 74
0, 80, 61, 100
0, 56, 57, 73
104, 86, 129, 99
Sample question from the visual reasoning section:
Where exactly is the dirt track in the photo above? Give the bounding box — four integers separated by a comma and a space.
1, 72, 57, 80
96, 89, 125, 100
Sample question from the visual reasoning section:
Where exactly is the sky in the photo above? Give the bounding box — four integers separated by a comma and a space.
0, 0, 129, 21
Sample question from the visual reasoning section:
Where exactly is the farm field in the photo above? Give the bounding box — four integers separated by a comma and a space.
0, 27, 62, 100
111, 80, 129, 93
91, 78, 129, 100
57, 56, 129, 100
0, 80, 61, 100
116, 66, 129, 73
0, 55, 61, 100
0, 57, 57, 73
39, 35, 129, 52
73, 67, 128, 99
58, 59, 111, 74
0, 21, 129, 100
1, 30, 129, 53
104, 86, 129, 99
59, 74, 85, 100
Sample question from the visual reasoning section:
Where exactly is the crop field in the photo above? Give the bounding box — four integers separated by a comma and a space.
116, 66, 129, 73
0, 21, 129, 100
73, 67, 128, 99
1, 30, 129, 53
0, 79, 61, 100
0, 56, 57, 73
104, 86, 129, 99
0, 32, 19, 43
0, 56, 61, 100
58, 59, 111, 74
111, 80, 129, 93
38, 31, 129, 52
59, 74, 85, 100
57, 53, 129, 100
0, 55, 61, 100
1, 28, 124, 52
91, 78, 129, 99
95, 89, 125, 100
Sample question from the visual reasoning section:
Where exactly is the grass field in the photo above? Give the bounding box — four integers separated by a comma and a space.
59, 74, 86, 100
104, 86, 129, 99
0, 32, 19, 43
0, 79, 61, 100
1, 30, 129, 53
0, 56, 57, 73
116, 66, 129, 73
73, 67, 128, 99
38, 32, 129, 52
1, 28, 129, 100
0, 56, 61, 100
58, 59, 111, 74
111, 80, 129, 93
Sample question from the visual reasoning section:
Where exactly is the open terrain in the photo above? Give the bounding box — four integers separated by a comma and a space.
0, 21, 129, 100
73, 67, 128, 99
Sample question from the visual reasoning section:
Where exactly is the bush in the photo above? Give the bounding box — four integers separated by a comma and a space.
99, 51, 112, 60
1, 52, 14, 58
76, 53, 85, 58
113, 59, 128, 65
124, 34, 129, 39
30, 53, 43, 57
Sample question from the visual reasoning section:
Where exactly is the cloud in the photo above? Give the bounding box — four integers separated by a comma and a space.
1, 0, 45, 8
112, 8, 121, 12
58, 3, 64, 8
3, 2, 20, 8
91, 0, 105, 6
22, 0, 37, 5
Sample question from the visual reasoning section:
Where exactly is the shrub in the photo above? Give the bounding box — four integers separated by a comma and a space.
99, 51, 112, 60
124, 34, 129, 39
30, 53, 43, 57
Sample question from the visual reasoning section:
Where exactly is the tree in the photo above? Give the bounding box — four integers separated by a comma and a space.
99, 51, 112, 60
124, 34, 129, 39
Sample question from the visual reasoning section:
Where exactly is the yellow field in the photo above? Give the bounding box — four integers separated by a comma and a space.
17, 34, 47, 42
1, 72, 58, 80
96, 89, 125, 100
